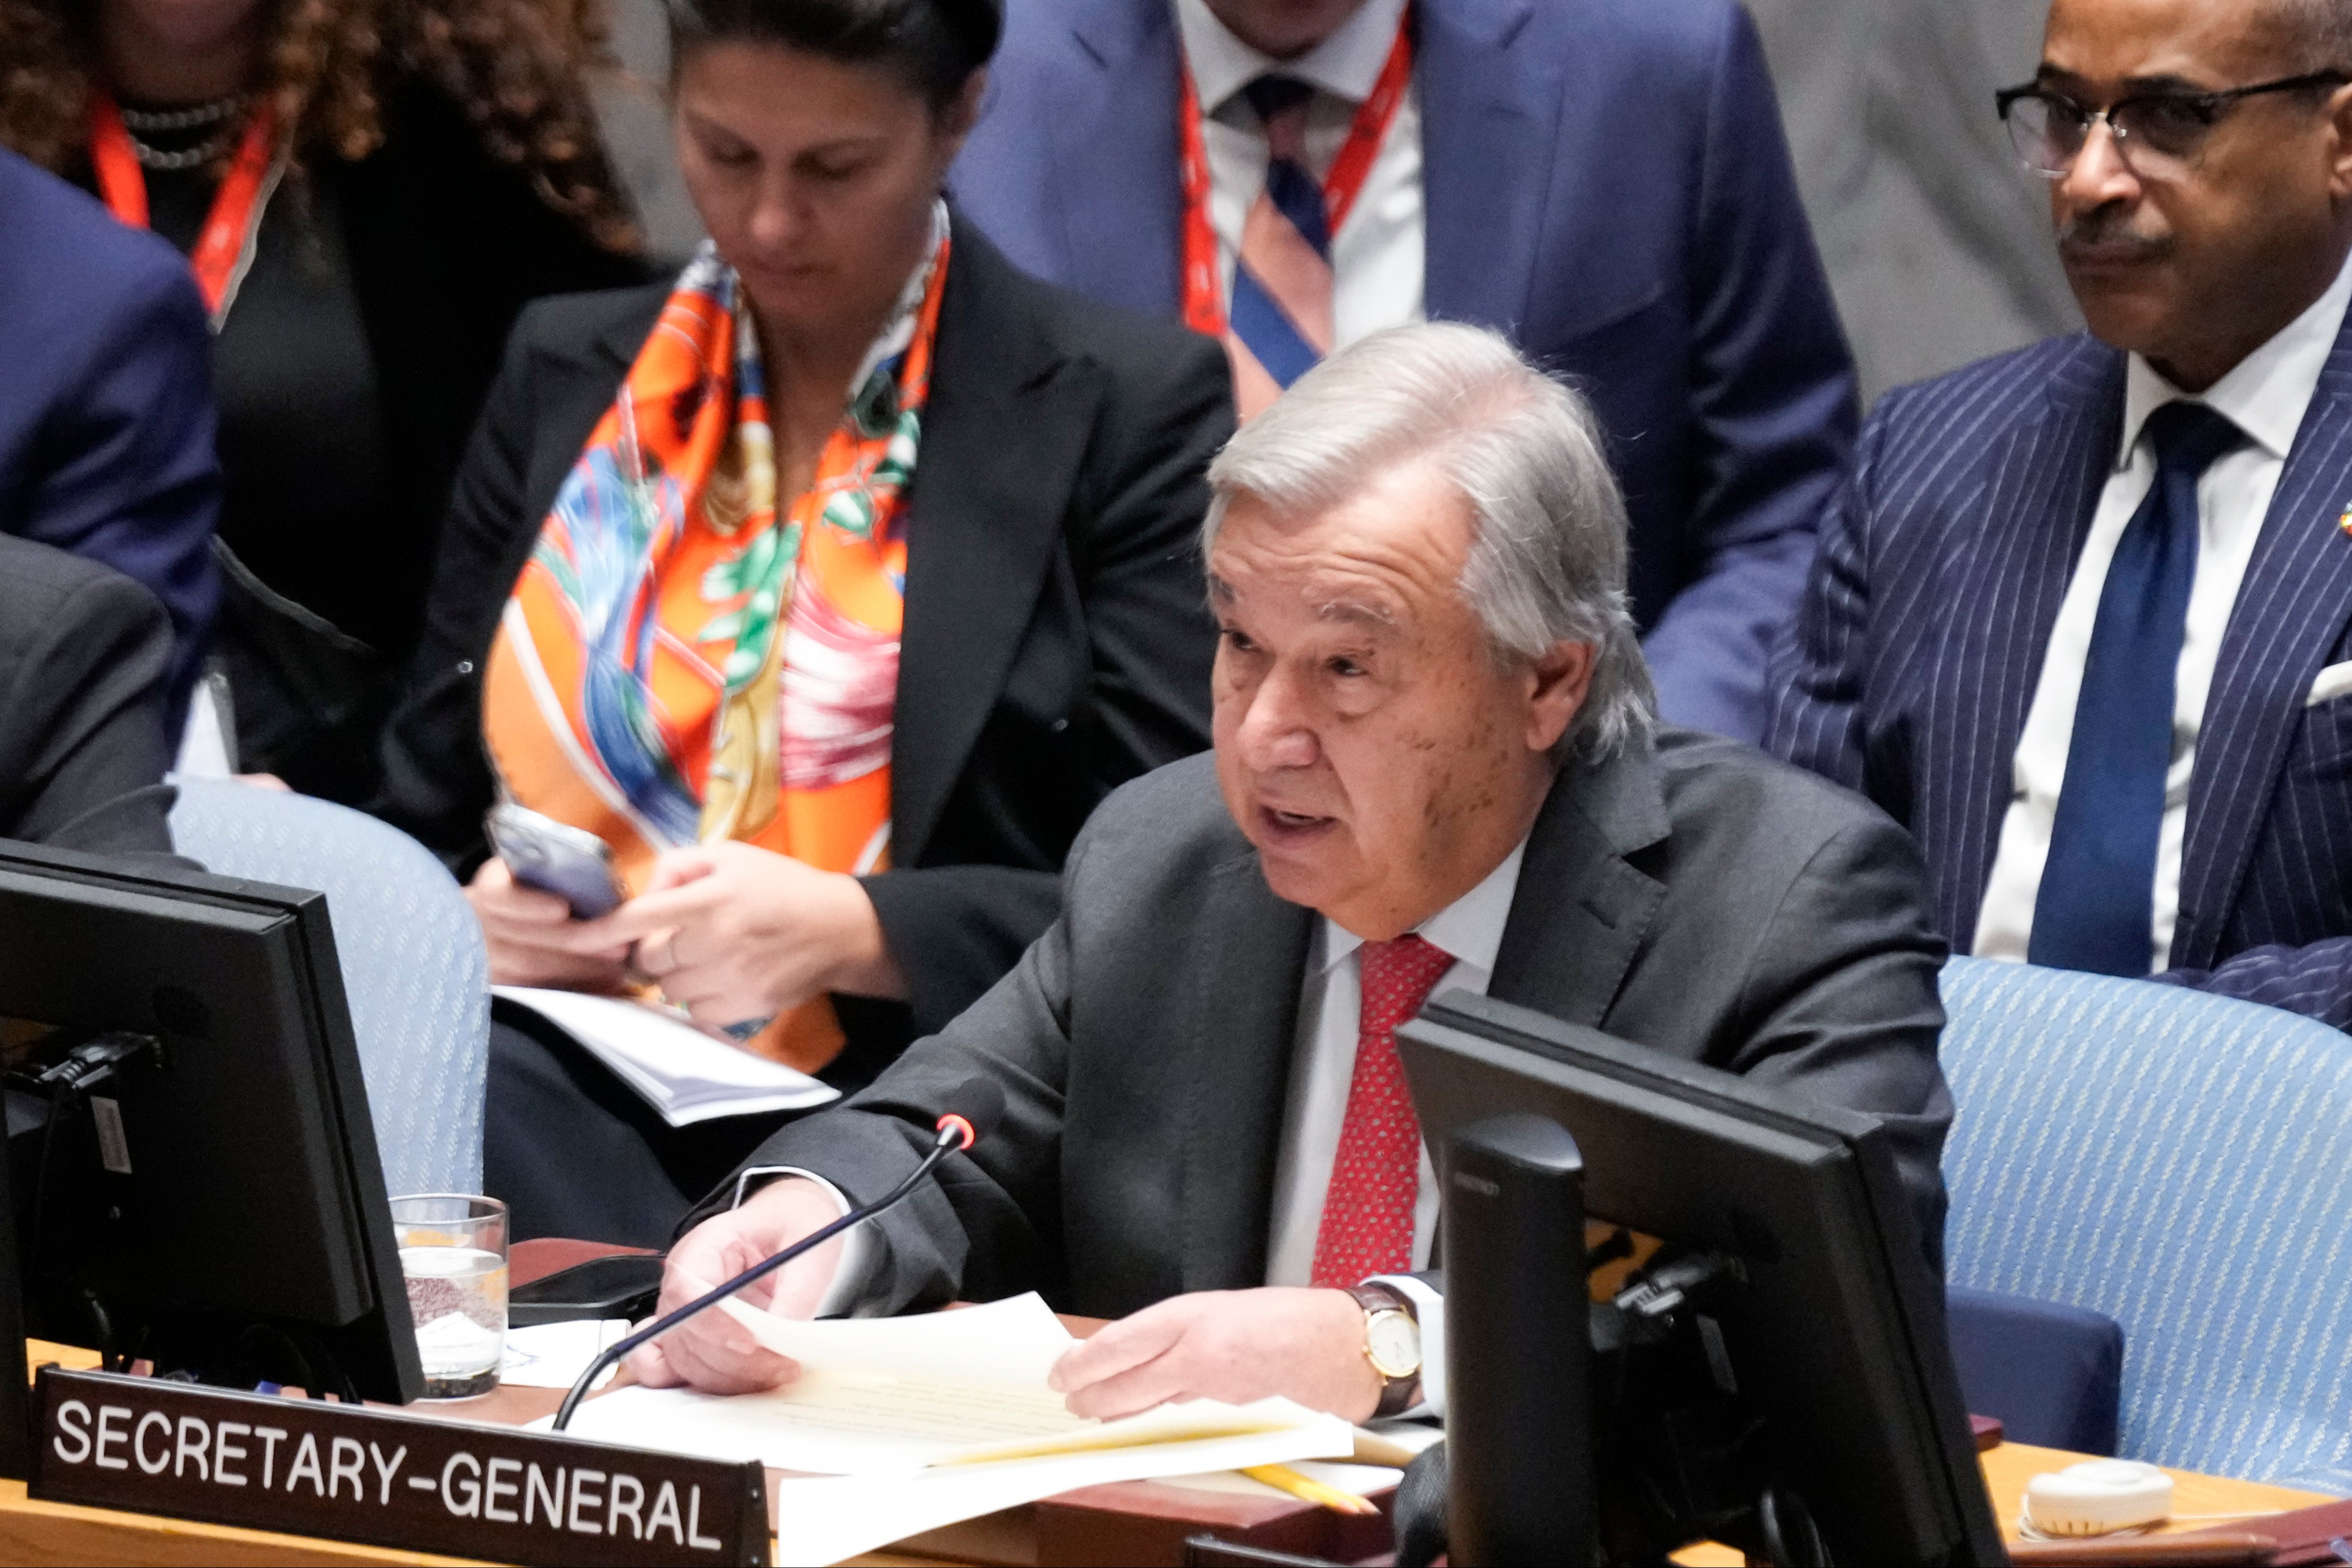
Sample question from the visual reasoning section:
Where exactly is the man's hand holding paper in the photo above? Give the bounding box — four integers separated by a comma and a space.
636, 1185, 1384, 1422
632, 1177, 850, 1394
624, 325, 1955, 1513
1048, 1288, 1383, 1423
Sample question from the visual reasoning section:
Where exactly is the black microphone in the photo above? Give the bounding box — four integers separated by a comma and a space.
550, 1076, 1007, 1430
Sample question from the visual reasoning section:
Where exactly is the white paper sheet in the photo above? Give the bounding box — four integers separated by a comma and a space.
494, 987, 840, 1125
1155, 1459, 1405, 1500
554, 1291, 1350, 1489
714, 1290, 1076, 1385
935, 1396, 1347, 1467
1356, 1417, 1448, 1466
554, 1292, 1084, 1472
558, 1374, 1080, 1474
766, 1418, 1358, 1566
499, 1318, 632, 1389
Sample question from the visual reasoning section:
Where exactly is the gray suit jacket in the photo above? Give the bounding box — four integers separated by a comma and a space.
714, 728, 1954, 1318
0, 534, 178, 855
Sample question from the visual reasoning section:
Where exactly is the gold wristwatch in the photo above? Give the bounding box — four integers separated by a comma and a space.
1346, 1282, 1423, 1417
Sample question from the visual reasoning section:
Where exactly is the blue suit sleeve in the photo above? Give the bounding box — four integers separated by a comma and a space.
17, 258, 221, 738
1638, 2, 1859, 743
1764, 399, 1893, 795
2154, 942, 2352, 1032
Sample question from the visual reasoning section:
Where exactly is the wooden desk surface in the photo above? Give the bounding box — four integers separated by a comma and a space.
3, 1338, 2334, 1568
1670, 1445, 2336, 1567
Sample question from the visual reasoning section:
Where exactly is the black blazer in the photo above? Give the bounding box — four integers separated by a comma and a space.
375, 218, 1233, 1083
64, 81, 653, 801
65, 79, 652, 655
0, 535, 177, 855
332, 81, 652, 634
701, 733, 1954, 1315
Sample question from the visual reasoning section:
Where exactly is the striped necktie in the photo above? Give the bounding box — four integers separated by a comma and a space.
1227, 74, 1335, 417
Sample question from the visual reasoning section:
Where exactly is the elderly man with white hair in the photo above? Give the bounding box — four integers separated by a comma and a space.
630, 323, 1955, 1421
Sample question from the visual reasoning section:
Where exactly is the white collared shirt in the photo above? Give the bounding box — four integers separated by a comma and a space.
1974, 249, 2352, 972
1263, 841, 1527, 1414
759, 836, 1529, 1412
1172, 0, 1424, 348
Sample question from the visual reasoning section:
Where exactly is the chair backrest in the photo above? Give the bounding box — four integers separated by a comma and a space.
1938, 956, 2352, 1491
166, 778, 487, 1199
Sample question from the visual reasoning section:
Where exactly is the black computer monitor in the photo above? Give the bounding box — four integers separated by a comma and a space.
0, 838, 424, 1436
1398, 992, 2005, 1568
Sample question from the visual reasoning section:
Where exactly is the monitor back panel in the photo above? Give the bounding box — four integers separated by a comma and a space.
0, 848, 421, 1401
1402, 999, 1999, 1567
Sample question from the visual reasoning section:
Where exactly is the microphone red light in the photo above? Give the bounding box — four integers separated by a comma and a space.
937, 1112, 979, 1152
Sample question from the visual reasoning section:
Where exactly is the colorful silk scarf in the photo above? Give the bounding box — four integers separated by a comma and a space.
483, 202, 952, 1071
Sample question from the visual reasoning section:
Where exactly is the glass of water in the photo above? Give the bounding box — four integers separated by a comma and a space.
390, 1194, 508, 1400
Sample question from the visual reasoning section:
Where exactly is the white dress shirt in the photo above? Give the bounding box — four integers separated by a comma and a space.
756, 837, 1530, 1412
1974, 249, 2352, 973
1173, 0, 1424, 348
1263, 841, 1527, 1414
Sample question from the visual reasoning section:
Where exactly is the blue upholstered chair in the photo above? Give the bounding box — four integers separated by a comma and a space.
166, 778, 490, 1199
1938, 956, 2352, 1492
1945, 1283, 2123, 1455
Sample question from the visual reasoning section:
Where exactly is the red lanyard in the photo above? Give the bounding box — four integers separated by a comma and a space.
89, 91, 281, 322
1178, 16, 1415, 338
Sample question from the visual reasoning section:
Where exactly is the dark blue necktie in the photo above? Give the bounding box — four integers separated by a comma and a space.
2028, 402, 2243, 976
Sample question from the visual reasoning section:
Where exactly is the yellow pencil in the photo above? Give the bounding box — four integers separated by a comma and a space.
1242, 1463, 1380, 1516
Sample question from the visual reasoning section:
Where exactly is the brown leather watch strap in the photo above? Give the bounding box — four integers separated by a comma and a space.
1346, 1283, 1423, 1418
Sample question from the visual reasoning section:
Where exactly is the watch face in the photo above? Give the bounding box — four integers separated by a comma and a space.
1367, 1310, 1421, 1379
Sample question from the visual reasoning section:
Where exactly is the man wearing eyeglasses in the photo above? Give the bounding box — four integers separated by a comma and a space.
1769, 0, 2352, 1025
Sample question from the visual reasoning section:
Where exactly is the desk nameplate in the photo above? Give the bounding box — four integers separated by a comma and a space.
27, 1367, 769, 1566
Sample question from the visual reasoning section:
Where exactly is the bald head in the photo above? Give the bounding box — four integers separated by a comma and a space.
2272, 0, 2352, 68
2034, 0, 2352, 388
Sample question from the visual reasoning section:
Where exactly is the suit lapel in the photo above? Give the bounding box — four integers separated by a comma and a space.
500, 294, 667, 615
1418, 0, 1556, 332
2175, 332, 2352, 968
1923, 338, 2122, 952
1055, 1, 1188, 317
1489, 750, 1669, 1026
1180, 851, 1315, 1292
890, 227, 1095, 865
508, 291, 667, 529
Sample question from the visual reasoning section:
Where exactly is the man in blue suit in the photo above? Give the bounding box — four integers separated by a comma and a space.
948, 0, 1856, 742
0, 148, 219, 737
1771, 0, 2352, 1025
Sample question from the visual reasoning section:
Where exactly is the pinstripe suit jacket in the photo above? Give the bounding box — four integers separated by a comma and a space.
1768, 326, 2352, 1028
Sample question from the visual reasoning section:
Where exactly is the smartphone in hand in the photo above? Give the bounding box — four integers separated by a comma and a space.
485, 804, 626, 919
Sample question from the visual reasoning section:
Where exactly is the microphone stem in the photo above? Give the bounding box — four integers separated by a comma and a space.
550, 1129, 960, 1431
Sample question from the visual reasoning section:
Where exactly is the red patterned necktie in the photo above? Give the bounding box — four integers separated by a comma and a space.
1310, 933, 1459, 1288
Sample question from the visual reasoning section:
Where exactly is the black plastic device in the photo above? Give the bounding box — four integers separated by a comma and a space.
1442, 1112, 1595, 1566
1398, 992, 2005, 1568
509, 1253, 665, 1326
0, 838, 426, 1439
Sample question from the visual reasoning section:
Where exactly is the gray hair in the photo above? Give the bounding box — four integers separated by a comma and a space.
1201, 321, 1656, 764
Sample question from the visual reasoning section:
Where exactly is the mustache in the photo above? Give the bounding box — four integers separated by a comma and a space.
2057, 208, 2172, 264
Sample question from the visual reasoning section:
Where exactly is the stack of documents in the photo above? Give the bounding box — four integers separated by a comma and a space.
552, 1293, 1361, 1565
494, 987, 839, 1126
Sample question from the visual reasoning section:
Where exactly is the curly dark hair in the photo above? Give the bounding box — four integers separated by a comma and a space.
0, 0, 639, 250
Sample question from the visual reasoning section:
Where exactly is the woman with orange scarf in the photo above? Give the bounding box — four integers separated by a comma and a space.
375, 0, 1233, 1243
